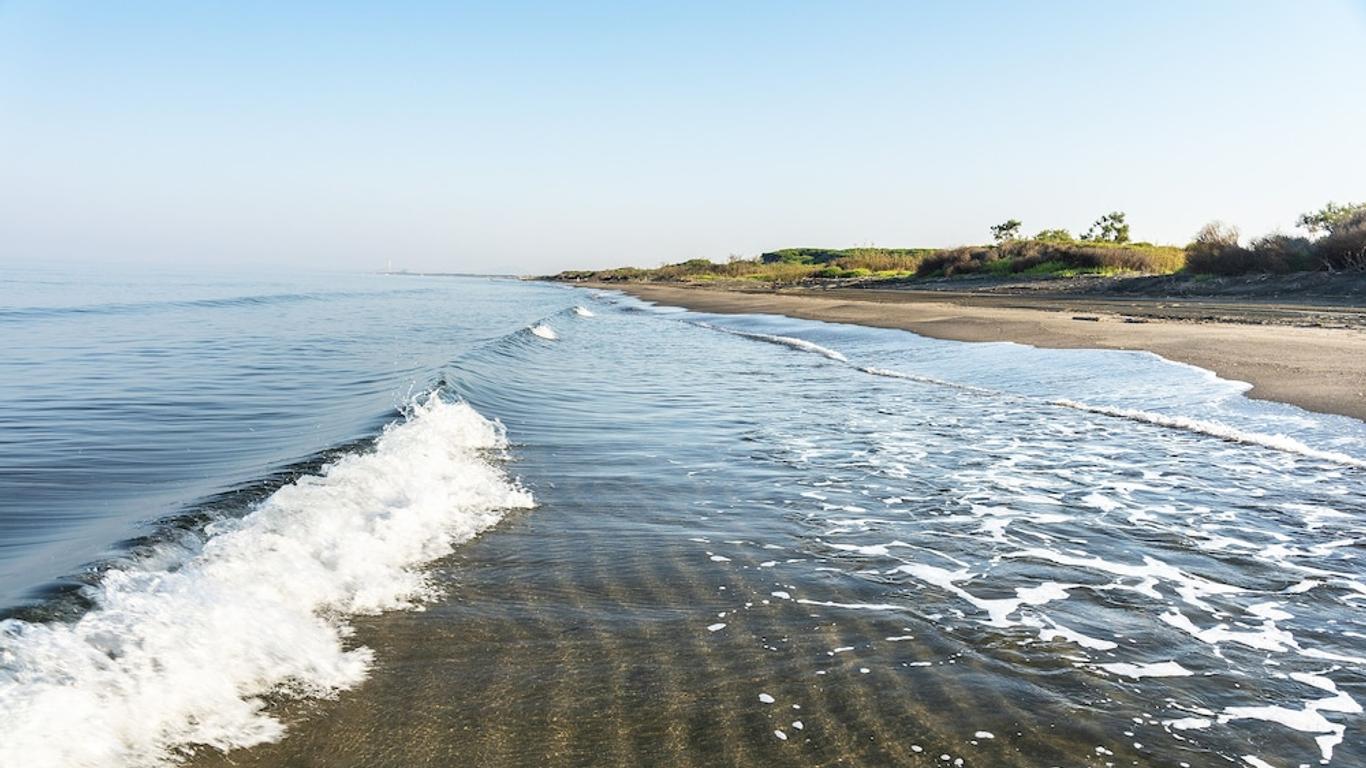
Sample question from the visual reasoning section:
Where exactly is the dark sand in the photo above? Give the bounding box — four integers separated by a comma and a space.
598, 283, 1366, 422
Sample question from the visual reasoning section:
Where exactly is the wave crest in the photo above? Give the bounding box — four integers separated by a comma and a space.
692, 322, 847, 362
0, 395, 532, 768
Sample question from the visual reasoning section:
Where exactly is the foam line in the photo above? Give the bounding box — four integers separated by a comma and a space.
1051, 399, 1366, 469
857, 365, 1002, 396
690, 322, 847, 362
684, 315, 1362, 469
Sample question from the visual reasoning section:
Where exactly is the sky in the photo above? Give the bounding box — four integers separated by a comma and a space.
1, 1, 1364, 274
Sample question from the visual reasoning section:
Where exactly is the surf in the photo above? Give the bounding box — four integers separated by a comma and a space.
0, 394, 532, 768
1051, 399, 1366, 470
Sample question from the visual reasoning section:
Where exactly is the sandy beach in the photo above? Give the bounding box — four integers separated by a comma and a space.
598, 282, 1366, 422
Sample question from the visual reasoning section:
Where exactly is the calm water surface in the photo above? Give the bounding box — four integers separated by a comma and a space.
1, 269, 1363, 768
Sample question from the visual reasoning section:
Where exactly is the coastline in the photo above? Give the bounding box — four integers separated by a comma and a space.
589, 282, 1366, 422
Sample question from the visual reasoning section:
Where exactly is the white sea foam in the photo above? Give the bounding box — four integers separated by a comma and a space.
529, 323, 559, 340
1098, 661, 1193, 679
656, 303, 1366, 764
754, 334, 846, 362
1219, 672, 1361, 763
1009, 549, 1243, 612
1051, 399, 1366, 469
889, 562, 1075, 628
1030, 618, 1118, 651
572, 305, 594, 317
1159, 610, 1297, 653
691, 316, 1364, 475
695, 323, 847, 362
796, 598, 905, 612
0, 395, 532, 768
857, 366, 999, 395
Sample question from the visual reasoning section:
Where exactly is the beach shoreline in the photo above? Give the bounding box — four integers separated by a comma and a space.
586, 282, 1366, 422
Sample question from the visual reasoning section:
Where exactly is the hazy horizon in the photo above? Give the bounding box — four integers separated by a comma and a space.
2, 1, 1364, 274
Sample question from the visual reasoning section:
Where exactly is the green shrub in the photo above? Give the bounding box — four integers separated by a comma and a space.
832, 248, 933, 273
760, 247, 932, 273
916, 239, 1184, 277
984, 258, 1015, 275
1019, 259, 1071, 276
759, 248, 844, 264
1034, 229, 1073, 243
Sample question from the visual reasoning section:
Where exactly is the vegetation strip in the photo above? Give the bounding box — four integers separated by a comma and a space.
550, 203, 1366, 286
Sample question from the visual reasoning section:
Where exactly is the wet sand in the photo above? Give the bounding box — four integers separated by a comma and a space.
599, 283, 1366, 422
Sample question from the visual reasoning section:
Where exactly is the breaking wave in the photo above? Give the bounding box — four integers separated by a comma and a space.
0, 395, 532, 768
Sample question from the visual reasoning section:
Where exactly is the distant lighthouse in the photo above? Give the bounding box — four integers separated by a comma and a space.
385, 257, 393, 274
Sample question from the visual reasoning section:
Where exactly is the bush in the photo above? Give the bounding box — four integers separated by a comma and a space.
915, 247, 999, 277
1034, 229, 1073, 243
757, 262, 823, 283
1248, 234, 1316, 273
1002, 240, 1184, 273
759, 248, 842, 265
831, 248, 933, 273
1186, 214, 1366, 274
911, 239, 1184, 278
760, 247, 932, 273
1185, 222, 1244, 274
1314, 209, 1366, 271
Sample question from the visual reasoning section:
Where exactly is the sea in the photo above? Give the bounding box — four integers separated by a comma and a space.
1, 268, 1363, 768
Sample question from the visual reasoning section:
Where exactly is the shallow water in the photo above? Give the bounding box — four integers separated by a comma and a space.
1, 271, 1363, 767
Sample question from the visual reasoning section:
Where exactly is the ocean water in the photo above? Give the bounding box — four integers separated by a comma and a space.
1, 270, 1363, 768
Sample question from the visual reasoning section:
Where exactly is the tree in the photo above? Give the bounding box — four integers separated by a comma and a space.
1034, 228, 1072, 242
1296, 201, 1366, 237
990, 219, 1022, 243
1081, 211, 1130, 243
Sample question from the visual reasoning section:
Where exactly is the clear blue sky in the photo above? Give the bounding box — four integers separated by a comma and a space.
2, 1, 1363, 273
